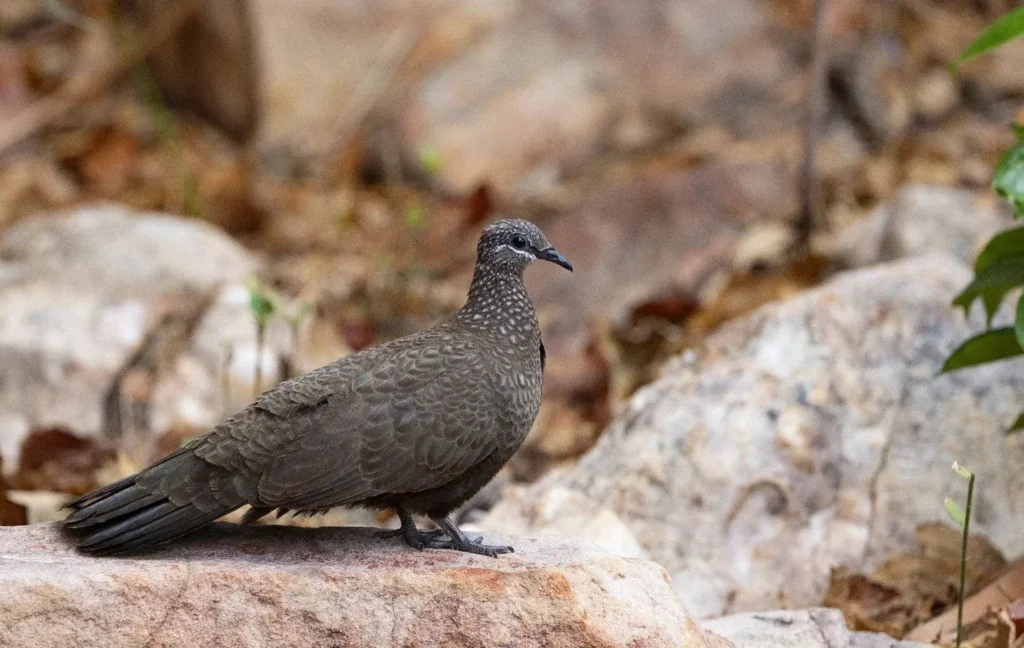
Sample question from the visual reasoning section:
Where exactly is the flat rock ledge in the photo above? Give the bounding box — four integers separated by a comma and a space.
0, 523, 727, 648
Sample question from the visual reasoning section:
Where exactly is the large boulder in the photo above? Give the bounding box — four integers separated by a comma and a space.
0, 522, 728, 648
481, 255, 1024, 617
0, 205, 257, 470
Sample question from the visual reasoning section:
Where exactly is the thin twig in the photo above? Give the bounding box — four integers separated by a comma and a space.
0, 0, 205, 156
253, 322, 265, 401
796, 0, 829, 254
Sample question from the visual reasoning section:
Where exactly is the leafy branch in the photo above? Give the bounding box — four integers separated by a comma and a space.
942, 7, 1024, 434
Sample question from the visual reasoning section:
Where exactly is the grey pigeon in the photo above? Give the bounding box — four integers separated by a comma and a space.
63, 219, 572, 557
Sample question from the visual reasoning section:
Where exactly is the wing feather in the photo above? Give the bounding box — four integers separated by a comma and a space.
252, 335, 503, 509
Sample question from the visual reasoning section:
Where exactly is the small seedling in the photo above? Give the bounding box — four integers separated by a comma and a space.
417, 146, 444, 177
405, 200, 426, 230
279, 301, 314, 379
944, 461, 976, 648
246, 278, 278, 399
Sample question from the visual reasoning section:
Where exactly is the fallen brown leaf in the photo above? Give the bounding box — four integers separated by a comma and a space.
10, 427, 114, 496
909, 558, 1024, 644
825, 522, 1007, 639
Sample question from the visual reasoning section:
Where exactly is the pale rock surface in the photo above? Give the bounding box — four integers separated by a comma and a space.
484, 255, 1024, 617
705, 608, 928, 648
474, 484, 648, 559
0, 205, 256, 471
0, 522, 727, 648
832, 184, 1012, 267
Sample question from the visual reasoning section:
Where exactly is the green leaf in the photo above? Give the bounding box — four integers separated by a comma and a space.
952, 6, 1024, 72
941, 327, 1024, 373
1007, 410, 1024, 435
993, 136, 1024, 217
405, 201, 426, 230
245, 278, 276, 326
944, 497, 966, 527
951, 461, 973, 481
417, 146, 444, 176
952, 256, 1024, 322
975, 226, 1024, 274
1016, 293, 1024, 349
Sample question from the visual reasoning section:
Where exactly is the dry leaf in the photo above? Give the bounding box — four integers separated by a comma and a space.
10, 427, 114, 495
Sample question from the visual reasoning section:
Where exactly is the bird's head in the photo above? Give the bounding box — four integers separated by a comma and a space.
476, 219, 572, 274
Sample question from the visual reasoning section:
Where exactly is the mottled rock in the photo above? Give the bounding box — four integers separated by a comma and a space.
484, 256, 1024, 617
705, 608, 928, 648
0, 205, 256, 470
832, 185, 1012, 268
474, 484, 647, 559
0, 522, 726, 648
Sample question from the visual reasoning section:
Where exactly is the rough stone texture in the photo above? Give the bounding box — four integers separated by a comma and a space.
473, 485, 648, 559
705, 609, 928, 648
832, 184, 1013, 268
0, 205, 256, 470
483, 255, 1024, 617
0, 522, 725, 648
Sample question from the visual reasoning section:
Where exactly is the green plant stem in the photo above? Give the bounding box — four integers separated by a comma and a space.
254, 323, 265, 401
955, 473, 975, 648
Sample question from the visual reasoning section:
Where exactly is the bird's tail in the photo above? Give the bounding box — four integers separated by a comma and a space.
63, 445, 248, 554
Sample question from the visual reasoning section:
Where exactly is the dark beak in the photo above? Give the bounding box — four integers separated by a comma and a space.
538, 247, 573, 272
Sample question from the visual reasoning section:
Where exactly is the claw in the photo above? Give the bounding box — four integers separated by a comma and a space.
427, 515, 515, 557
376, 508, 445, 550
426, 537, 514, 557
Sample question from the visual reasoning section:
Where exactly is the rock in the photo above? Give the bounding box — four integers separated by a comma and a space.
832, 185, 1012, 268
474, 485, 648, 560
705, 608, 928, 648
483, 255, 1024, 617
0, 205, 256, 471
0, 522, 728, 648
254, 0, 800, 196
528, 163, 797, 357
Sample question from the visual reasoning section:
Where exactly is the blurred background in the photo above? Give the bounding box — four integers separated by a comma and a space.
0, 0, 1022, 617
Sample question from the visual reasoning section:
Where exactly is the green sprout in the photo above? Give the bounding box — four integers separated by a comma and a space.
417, 146, 444, 177
944, 462, 976, 648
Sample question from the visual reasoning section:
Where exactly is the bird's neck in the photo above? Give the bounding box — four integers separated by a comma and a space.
454, 263, 538, 337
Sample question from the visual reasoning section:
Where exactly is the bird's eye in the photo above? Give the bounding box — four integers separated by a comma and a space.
511, 235, 527, 250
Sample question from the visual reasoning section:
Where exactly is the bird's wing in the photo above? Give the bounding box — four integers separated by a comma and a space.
252, 351, 376, 418
252, 336, 504, 509
189, 345, 380, 479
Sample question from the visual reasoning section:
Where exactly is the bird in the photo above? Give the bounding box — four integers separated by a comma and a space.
63, 219, 572, 557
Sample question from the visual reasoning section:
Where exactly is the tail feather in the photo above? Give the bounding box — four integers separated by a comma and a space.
63, 447, 249, 554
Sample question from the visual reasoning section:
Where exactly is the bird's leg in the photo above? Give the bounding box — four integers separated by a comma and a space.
426, 515, 514, 557
375, 507, 444, 550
